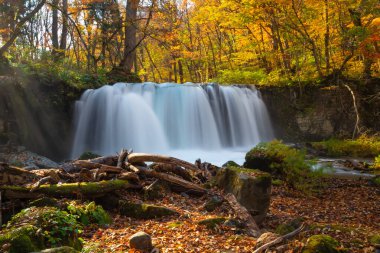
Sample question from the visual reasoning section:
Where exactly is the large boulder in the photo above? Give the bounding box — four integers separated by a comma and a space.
215, 166, 271, 224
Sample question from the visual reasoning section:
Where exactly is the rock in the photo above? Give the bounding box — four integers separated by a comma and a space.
202, 196, 224, 212
302, 235, 344, 253
215, 166, 271, 224
38, 246, 79, 253
119, 201, 178, 219
244, 146, 282, 176
0, 150, 59, 169
275, 218, 303, 235
129, 231, 153, 253
0, 225, 43, 253
78, 151, 101, 160
198, 217, 227, 229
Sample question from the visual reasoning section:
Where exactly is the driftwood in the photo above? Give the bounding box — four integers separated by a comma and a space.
253, 224, 304, 253
129, 164, 207, 194
225, 193, 260, 237
128, 153, 200, 173
74, 160, 123, 173
117, 149, 130, 169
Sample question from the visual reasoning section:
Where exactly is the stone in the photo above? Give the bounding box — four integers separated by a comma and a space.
302, 235, 344, 253
143, 180, 170, 200
215, 166, 271, 224
202, 196, 224, 212
119, 201, 178, 219
129, 231, 153, 253
275, 218, 303, 235
197, 217, 227, 229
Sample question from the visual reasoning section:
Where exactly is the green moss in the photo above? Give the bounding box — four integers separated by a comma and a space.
5, 207, 83, 250
78, 152, 101, 160
311, 135, 380, 158
272, 179, 284, 185
167, 221, 183, 229
0, 225, 42, 253
369, 234, 380, 245
302, 235, 344, 253
222, 161, 240, 167
119, 201, 178, 219
198, 217, 227, 229
244, 140, 322, 193
372, 177, 380, 186
0, 180, 131, 197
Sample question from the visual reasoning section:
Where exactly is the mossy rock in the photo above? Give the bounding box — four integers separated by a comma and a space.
222, 161, 240, 168
5, 207, 83, 251
143, 180, 170, 200
215, 166, 271, 224
29, 197, 60, 208
198, 217, 227, 229
78, 151, 101, 160
302, 235, 345, 253
119, 201, 178, 219
244, 146, 283, 175
371, 176, 380, 187
0, 225, 43, 253
275, 218, 303, 235
203, 196, 224, 212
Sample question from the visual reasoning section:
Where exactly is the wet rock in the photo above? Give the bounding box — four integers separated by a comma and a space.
129, 231, 153, 253
215, 166, 271, 224
119, 201, 178, 219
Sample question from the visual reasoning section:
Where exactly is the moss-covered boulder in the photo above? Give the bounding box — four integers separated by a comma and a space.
198, 217, 227, 229
275, 218, 303, 235
302, 235, 345, 253
215, 166, 271, 224
78, 151, 101, 160
222, 161, 240, 168
119, 201, 178, 219
0, 225, 43, 253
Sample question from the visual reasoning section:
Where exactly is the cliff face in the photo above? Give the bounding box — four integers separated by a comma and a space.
0, 76, 72, 160
259, 80, 380, 142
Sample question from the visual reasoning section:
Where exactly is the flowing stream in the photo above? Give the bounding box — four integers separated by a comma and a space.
71, 83, 274, 165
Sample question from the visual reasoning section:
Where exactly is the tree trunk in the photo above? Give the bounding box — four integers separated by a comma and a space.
120, 0, 140, 73
52, 0, 59, 58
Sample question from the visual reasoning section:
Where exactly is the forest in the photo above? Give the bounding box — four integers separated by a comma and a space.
0, 0, 380, 253
0, 0, 379, 85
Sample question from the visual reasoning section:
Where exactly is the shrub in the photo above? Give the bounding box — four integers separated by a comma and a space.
244, 140, 323, 192
67, 201, 111, 226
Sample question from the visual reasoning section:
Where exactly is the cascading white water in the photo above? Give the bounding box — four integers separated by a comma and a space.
71, 82, 274, 165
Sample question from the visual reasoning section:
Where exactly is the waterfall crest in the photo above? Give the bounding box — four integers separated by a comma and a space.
71, 83, 274, 163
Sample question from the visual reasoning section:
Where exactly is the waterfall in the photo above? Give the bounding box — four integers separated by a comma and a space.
71, 83, 274, 165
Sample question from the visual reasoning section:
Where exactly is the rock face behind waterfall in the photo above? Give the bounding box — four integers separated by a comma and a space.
215, 166, 271, 224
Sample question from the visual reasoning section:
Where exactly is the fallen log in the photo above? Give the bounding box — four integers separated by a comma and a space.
0, 179, 135, 199
0, 163, 39, 185
117, 149, 130, 169
127, 153, 200, 173
74, 160, 123, 173
225, 193, 260, 237
253, 224, 304, 253
150, 163, 194, 182
129, 164, 207, 195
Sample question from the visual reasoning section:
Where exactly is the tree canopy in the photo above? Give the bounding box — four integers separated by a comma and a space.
0, 0, 379, 85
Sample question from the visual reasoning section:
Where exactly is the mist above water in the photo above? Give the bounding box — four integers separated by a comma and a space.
71, 83, 274, 165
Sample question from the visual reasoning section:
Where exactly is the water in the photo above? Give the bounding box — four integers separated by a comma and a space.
71, 83, 274, 166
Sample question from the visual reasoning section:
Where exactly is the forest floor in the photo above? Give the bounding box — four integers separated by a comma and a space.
83, 177, 380, 253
